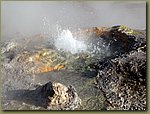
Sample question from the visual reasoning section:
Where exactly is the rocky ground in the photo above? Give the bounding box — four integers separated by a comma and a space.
1, 25, 146, 110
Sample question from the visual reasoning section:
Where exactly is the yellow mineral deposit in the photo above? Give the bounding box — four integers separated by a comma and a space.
54, 64, 65, 70
28, 54, 40, 62
27, 48, 65, 73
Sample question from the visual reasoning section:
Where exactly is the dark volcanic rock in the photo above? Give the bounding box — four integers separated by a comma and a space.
75, 25, 146, 58
94, 50, 146, 110
87, 25, 147, 110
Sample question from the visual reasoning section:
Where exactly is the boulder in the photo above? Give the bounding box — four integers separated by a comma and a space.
36, 81, 81, 110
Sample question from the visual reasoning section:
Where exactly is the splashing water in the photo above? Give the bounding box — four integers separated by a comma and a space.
55, 26, 87, 54
41, 21, 110, 56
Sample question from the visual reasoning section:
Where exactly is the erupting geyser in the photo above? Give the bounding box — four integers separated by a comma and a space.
55, 28, 87, 54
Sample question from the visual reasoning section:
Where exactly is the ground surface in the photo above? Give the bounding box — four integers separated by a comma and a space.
1, 26, 146, 110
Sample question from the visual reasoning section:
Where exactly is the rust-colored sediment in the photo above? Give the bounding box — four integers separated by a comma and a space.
37, 64, 65, 73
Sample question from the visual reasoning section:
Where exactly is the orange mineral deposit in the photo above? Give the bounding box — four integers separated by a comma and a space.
38, 64, 65, 73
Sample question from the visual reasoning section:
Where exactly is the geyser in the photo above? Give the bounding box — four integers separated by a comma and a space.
55, 27, 87, 54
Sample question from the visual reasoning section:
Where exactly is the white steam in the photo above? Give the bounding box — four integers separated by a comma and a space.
55, 26, 87, 54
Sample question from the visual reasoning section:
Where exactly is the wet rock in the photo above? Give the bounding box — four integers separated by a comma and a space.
37, 81, 81, 110
88, 26, 146, 110
75, 25, 146, 58
73, 27, 107, 41
94, 50, 146, 110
